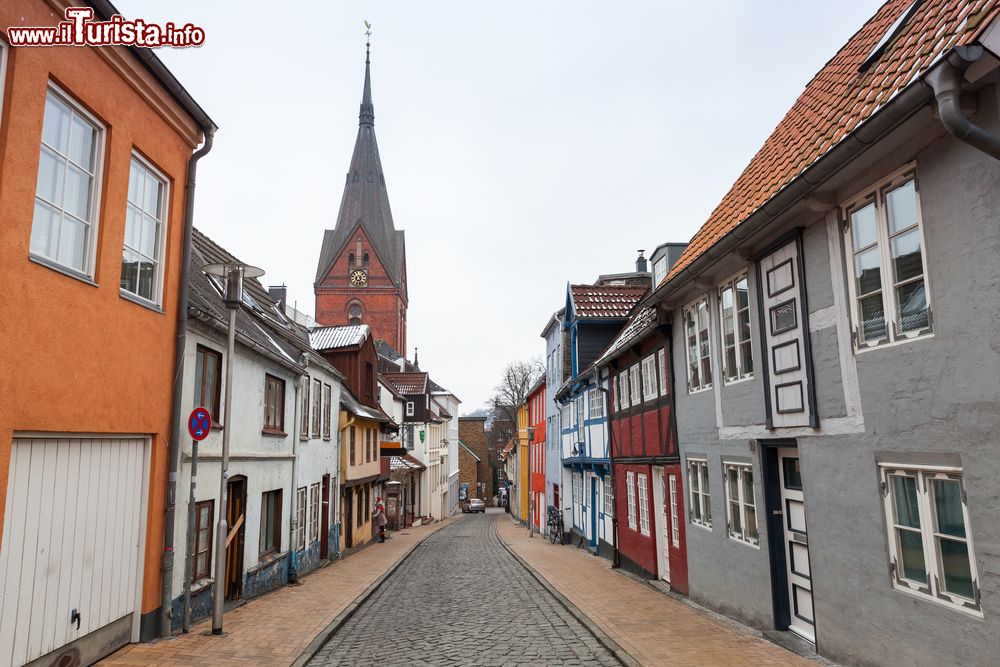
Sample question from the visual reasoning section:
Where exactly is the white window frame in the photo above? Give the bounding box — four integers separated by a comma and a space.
618, 372, 630, 410
723, 463, 759, 546
121, 152, 169, 306
405, 401, 414, 417
637, 473, 650, 536
640, 355, 657, 402
295, 486, 307, 550
604, 474, 613, 514
657, 348, 668, 397
668, 474, 680, 547
718, 272, 753, 384
687, 458, 712, 529
30, 83, 106, 280
629, 365, 641, 405
683, 297, 713, 393
879, 463, 981, 616
589, 386, 604, 418
653, 256, 668, 286
576, 394, 584, 443
842, 166, 932, 351
309, 483, 320, 543
626, 471, 637, 530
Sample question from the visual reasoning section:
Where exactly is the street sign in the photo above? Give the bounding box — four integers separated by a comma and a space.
188, 407, 212, 441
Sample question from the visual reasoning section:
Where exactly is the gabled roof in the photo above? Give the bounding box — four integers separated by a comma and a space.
568, 284, 648, 321
459, 441, 481, 462
663, 0, 1000, 287
593, 306, 659, 368
390, 454, 426, 471
539, 308, 565, 337
310, 324, 369, 351
315, 47, 405, 286
378, 374, 405, 400
382, 372, 429, 395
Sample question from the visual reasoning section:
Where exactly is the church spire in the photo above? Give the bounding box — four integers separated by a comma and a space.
359, 23, 374, 127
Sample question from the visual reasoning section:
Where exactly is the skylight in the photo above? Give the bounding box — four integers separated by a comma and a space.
859, 0, 923, 73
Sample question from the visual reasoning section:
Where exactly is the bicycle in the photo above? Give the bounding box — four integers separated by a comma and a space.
547, 507, 564, 545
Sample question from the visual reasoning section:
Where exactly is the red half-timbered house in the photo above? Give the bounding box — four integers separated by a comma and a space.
597, 306, 688, 593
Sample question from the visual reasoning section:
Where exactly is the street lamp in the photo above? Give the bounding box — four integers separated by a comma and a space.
202, 262, 264, 636
526, 426, 536, 538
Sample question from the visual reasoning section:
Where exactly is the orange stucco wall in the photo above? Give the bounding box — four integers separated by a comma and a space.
0, 0, 201, 619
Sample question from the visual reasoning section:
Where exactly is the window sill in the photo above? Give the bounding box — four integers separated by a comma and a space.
722, 375, 755, 387
190, 577, 214, 594
120, 289, 164, 313
687, 386, 713, 396
29, 253, 98, 287
261, 429, 288, 438
728, 535, 761, 549
890, 581, 983, 618
690, 521, 713, 532
855, 333, 934, 355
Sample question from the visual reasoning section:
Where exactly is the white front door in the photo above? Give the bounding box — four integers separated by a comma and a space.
777, 448, 815, 643
652, 467, 670, 583
0, 436, 150, 666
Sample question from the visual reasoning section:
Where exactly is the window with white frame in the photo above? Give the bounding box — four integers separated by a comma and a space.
309, 483, 320, 543
724, 463, 758, 545
626, 471, 637, 530
121, 154, 168, 304
604, 474, 613, 514
629, 365, 641, 405
576, 394, 584, 442
612, 377, 619, 412
311, 378, 322, 438
640, 355, 657, 402
405, 401, 414, 417
657, 349, 668, 397
687, 458, 712, 528
684, 298, 713, 392
844, 171, 931, 348
719, 274, 753, 382
295, 486, 307, 550
637, 473, 650, 536
322, 383, 332, 439
653, 256, 668, 286
31, 86, 105, 277
668, 475, 680, 547
589, 386, 603, 418
618, 372, 630, 410
574, 472, 583, 503
880, 464, 980, 614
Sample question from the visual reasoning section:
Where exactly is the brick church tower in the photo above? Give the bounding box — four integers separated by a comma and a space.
314, 43, 407, 354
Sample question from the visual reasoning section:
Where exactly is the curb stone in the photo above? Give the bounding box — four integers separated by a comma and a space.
291, 518, 457, 667
493, 519, 639, 667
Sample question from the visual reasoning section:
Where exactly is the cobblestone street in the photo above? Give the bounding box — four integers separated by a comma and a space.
308, 512, 619, 666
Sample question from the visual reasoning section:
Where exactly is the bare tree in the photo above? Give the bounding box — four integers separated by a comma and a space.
490, 357, 544, 428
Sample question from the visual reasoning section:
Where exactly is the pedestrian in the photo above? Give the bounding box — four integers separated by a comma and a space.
493, 494, 499, 507
372, 496, 388, 543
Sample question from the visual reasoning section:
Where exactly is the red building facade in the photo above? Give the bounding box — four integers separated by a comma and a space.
600, 307, 688, 593
527, 379, 547, 530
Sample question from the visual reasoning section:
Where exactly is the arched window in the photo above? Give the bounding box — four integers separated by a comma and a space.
363, 252, 369, 270
348, 302, 363, 326
348, 253, 355, 269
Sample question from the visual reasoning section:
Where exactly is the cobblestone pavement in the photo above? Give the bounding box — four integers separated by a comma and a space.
308, 513, 620, 666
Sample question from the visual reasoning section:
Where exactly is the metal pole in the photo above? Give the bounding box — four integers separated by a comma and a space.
212, 306, 236, 635
528, 434, 534, 538
181, 439, 199, 632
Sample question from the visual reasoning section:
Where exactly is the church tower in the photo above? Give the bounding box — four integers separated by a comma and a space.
315, 41, 408, 354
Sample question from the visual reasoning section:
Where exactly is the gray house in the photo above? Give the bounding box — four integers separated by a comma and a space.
644, 2, 1000, 664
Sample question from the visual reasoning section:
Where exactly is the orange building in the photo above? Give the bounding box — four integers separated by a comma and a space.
0, 2, 214, 664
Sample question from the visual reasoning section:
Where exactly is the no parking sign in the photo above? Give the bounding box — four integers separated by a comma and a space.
188, 407, 212, 441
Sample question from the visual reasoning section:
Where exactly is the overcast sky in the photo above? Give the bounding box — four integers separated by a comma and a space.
123, 0, 884, 413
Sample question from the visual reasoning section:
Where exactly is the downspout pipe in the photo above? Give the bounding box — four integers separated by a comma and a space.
924, 45, 1000, 161
161, 126, 215, 638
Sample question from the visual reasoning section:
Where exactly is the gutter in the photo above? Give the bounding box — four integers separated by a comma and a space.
924, 45, 1000, 161
161, 126, 214, 638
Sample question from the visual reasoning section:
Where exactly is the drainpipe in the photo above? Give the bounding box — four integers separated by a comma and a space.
289, 364, 309, 583
161, 127, 215, 638
924, 45, 1000, 161
593, 366, 620, 569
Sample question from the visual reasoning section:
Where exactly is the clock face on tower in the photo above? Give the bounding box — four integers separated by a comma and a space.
349, 269, 368, 287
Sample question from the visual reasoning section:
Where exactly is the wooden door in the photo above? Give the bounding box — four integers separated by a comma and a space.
224, 476, 246, 601
652, 468, 671, 583
778, 448, 815, 643
344, 490, 354, 548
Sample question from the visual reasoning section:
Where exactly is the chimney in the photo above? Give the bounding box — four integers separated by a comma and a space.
268, 284, 288, 309
635, 249, 648, 273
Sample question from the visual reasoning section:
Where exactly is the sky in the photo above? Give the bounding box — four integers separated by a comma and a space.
122, 0, 885, 413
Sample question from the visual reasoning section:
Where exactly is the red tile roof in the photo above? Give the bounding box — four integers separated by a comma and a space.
664, 0, 999, 286
570, 284, 648, 319
382, 372, 428, 395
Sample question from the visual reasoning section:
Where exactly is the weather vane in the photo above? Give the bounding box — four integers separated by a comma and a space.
364, 20, 372, 48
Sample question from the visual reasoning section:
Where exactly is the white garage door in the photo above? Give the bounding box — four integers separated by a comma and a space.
0, 436, 150, 666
